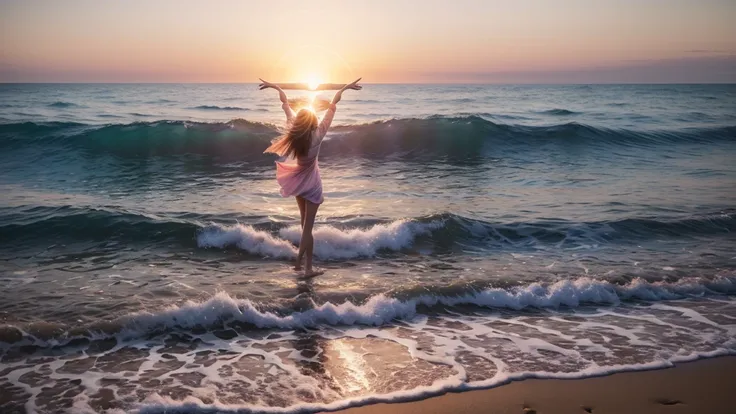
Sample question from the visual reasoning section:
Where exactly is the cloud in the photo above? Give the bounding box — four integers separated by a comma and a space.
685, 49, 731, 54
408, 55, 736, 84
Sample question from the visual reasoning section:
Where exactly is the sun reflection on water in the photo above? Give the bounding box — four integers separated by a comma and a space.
328, 338, 371, 393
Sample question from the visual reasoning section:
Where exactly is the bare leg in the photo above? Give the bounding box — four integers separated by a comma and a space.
294, 197, 307, 271
300, 200, 322, 277
296, 196, 306, 229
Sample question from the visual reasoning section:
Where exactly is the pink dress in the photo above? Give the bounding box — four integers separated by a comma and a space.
273, 102, 336, 204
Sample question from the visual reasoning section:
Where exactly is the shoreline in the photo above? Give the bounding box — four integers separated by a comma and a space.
336, 356, 736, 414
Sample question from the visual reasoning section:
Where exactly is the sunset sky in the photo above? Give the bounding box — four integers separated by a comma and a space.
1, 0, 734, 83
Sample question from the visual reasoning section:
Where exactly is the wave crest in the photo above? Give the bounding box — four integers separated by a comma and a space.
3, 208, 734, 250
2, 118, 733, 160
3, 276, 734, 348
47, 101, 80, 108
197, 219, 445, 259
539, 108, 578, 116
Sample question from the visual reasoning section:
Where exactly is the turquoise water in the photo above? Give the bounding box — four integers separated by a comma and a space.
1, 84, 735, 413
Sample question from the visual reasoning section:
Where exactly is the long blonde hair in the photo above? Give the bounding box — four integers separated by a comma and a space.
265, 108, 318, 158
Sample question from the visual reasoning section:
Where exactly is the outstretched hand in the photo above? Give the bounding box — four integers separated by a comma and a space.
343, 77, 362, 91
259, 78, 289, 104
332, 78, 362, 105
258, 78, 277, 90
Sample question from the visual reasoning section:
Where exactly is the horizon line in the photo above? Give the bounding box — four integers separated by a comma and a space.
2, 81, 736, 85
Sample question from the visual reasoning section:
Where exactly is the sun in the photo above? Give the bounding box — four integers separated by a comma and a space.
306, 75, 322, 91
269, 45, 355, 88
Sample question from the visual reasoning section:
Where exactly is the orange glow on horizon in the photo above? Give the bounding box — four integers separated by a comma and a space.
268, 45, 353, 85
307, 79, 321, 91
0, 1, 734, 83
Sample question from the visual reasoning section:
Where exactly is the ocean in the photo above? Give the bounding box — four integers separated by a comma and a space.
1, 83, 735, 413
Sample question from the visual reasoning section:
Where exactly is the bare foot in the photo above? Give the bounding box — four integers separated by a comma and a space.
301, 268, 325, 279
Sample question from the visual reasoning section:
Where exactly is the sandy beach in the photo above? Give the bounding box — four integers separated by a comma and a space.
337, 356, 736, 414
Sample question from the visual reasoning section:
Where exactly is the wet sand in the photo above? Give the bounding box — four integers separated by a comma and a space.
337, 356, 736, 414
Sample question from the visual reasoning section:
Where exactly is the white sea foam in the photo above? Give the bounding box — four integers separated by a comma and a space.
3, 282, 734, 414
196, 219, 444, 259
115, 276, 735, 337
135, 348, 735, 414
196, 224, 297, 258
3, 276, 733, 350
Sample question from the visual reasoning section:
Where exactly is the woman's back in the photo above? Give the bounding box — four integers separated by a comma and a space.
283, 103, 336, 164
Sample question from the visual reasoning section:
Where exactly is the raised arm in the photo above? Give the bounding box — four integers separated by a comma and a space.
330, 77, 362, 106
259, 78, 295, 122
316, 78, 362, 139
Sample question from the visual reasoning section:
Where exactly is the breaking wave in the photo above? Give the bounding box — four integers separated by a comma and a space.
1, 118, 733, 160
2, 275, 734, 348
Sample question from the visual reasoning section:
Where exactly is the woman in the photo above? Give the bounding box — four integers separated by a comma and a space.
260, 77, 362, 277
